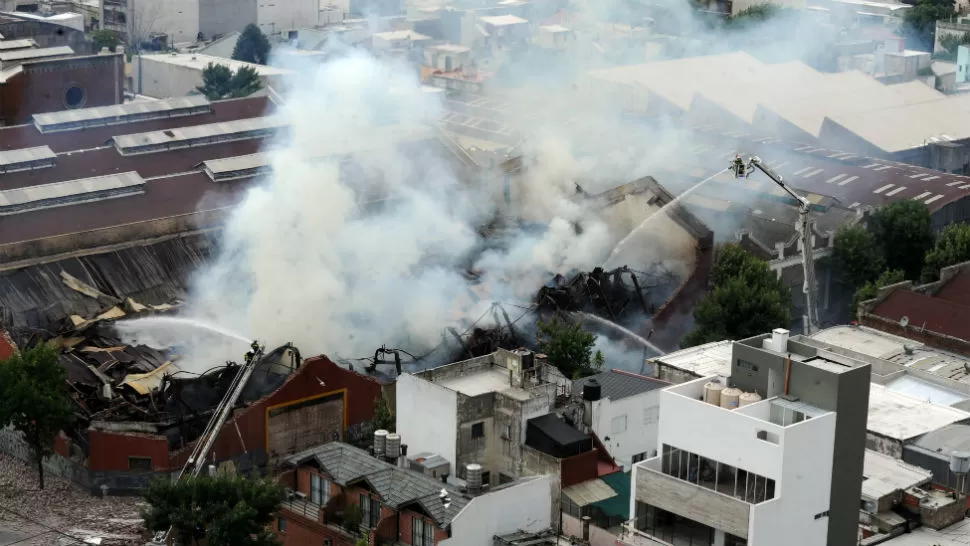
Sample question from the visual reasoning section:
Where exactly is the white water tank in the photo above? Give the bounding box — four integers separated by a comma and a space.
950, 451, 970, 474
771, 328, 790, 353
739, 392, 763, 407
386, 433, 402, 459
466, 463, 483, 494
720, 387, 742, 409
703, 381, 724, 406
374, 429, 389, 458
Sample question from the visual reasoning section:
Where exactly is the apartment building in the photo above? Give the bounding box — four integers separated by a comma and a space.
625, 329, 871, 546
396, 348, 568, 486
277, 441, 552, 546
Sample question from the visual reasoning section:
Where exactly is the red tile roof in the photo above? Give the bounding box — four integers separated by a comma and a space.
0, 329, 16, 361
933, 270, 970, 308
870, 289, 970, 342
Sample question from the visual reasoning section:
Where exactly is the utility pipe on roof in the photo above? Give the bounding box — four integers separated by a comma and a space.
785, 353, 791, 395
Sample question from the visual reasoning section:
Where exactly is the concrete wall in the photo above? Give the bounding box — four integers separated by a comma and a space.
521, 444, 562, 530
561, 513, 617, 546
256, 0, 318, 34
133, 0, 201, 45
199, 0, 257, 38
591, 391, 660, 470
133, 55, 207, 98
441, 476, 552, 546
396, 372, 459, 476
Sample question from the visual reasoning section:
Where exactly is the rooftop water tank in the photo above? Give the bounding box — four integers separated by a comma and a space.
771, 328, 790, 353
950, 451, 970, 474
583, 379, 602, 402
386, 433, 401, 459
739, 392, 763, 407
466, 463, 483, 494
720, 387, 742, 409
374, 429, 389, 458
703, 381, 724, 406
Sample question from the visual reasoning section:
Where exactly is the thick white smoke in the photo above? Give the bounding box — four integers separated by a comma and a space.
167, 51, 620, 367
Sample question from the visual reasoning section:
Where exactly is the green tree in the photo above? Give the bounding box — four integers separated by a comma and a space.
726, 3, 782, 25
537, 317, 597, 378
91, 29, 120, 53
681, 245, 792, 348
196, 63, 263, 100
593, 350, 605, 373
922, 223, 970, 282
0, 344, 75, 490
938, 31, 970, 60
232, 24, 272, 65
870, 200, 934, 281
832, 224, 884, 289
852, 269, 906, 318
903, 0, 955, 50
372, 396, 394, 432
142, 474, 284, 546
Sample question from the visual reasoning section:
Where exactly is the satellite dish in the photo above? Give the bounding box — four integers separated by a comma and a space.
900, 316, 910, 328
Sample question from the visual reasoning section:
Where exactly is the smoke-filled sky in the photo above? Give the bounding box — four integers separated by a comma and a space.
118, 1, 854, 372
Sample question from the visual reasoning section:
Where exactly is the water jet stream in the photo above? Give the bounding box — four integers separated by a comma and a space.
115, 316, 253, 346
574, 311, 663, 355
603, 168, 728, 268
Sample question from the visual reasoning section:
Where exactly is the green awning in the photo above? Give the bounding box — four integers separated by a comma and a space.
592, 471, 631, 519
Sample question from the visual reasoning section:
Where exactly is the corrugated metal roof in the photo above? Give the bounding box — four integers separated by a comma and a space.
871, 290, 970, 348
650, 340, 734, 377
910, 423, 970, 454
562, 478, 617, 506
33, 95, 211, 132
0, 171, 145, 212
0, 38, 35, 50
867, 384, 970, 441
573, 370, 666, 401
0, 145, 54, 171
121, 361, 175, 395
113, 115, 286, 154
863, 449, 933, 501
283, 442, 471, 525
0, 45, 72, 62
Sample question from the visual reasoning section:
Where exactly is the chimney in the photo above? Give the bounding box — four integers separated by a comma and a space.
400, 444, 408, 468
465, 463, 483, 495
582, 516, 591, 541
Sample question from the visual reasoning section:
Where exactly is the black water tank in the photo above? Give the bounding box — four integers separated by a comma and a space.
583, 379, 601, 401
520, 350, 535, 369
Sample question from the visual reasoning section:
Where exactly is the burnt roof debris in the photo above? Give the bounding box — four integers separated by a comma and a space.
535, 264, 679, 322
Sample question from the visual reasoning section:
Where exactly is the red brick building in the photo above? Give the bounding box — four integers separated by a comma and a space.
277, 442, 465, 546
79, 355, 386, 491
0, 51, 124, 126
858, 260, 970, 356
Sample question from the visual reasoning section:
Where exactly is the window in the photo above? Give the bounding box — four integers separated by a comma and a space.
64, 85, 85, 109
756, 430, 779, 444
814, 510, 830, 520
311, 474, 330, 505
128, 456, 152, 471
481, 471, 491, 486
611, 414, 627, 434
359, 495, 380, 528
324, 541, 332, 546
424, 520, 434, 545
277, 516, 286, 533
413, 517, 425, 546
471, 422, 484, 438
632, 452, 648, 464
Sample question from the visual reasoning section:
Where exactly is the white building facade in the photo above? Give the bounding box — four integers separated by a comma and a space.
626, 330, 871, 546
572, 370, 665, 471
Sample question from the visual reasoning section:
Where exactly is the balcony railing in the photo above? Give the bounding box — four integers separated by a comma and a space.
280, 497, 322, 522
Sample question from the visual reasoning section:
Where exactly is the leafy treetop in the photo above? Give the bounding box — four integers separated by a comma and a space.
0, 344, 75, 490
196, 62, 263, 100
832, 224, 884, 289
681, 244, 792, 348
537, 318, 601, 379
869, 200, 934, 281
922, 222, 970, 282
232, 24, 272, 65
142, 474, 284, 546
851, 269, 906, 319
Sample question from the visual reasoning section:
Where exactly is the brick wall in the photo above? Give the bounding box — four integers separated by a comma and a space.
398, 508, 448, 544
0, 54, 124, 126
87, 429, 170, 472
860, 314, 970, 357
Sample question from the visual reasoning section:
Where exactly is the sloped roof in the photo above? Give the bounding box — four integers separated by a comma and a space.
871, 289, 970, 344
283, 442, 471, 525
573, 370, 666, 401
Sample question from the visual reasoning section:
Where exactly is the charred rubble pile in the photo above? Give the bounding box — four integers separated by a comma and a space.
17, 301, 302, 458
534, 264, 679, 322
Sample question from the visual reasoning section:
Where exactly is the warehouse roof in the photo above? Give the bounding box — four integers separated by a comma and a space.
862, 449, 933, 500
910, 423, 970, 455
667, 124, 970, 214
573, 370, 667, 401
649, 340, 734, 378
138, 53, 292, 77
867, 384, 970, 441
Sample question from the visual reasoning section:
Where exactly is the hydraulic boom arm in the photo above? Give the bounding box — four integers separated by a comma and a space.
731, 155, 820, 334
